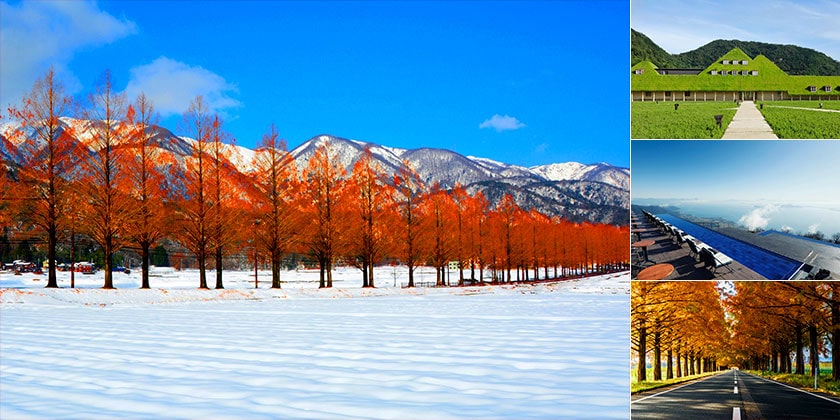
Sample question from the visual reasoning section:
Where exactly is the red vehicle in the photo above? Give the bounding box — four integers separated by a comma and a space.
76, 262, 97, 274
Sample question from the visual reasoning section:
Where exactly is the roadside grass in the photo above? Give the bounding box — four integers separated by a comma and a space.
746, 364, 839, 397
631, 368, 721, 393
631, 101, 737, 139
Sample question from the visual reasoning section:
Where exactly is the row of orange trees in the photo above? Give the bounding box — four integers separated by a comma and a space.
631, 281, 839, 383
631, 282, 728, 382
2, 69, 628, 289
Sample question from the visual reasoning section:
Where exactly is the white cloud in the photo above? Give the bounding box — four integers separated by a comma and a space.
124, 57, 242, 117
0, 0, 136, 108
808, 223, 821, 234
479, 114, 526, 132
738, 204, 779, 231
780, 225, 793, 233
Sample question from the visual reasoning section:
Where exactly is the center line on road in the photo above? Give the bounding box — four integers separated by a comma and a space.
734, 386, 738, 394
732, 407, 741, 420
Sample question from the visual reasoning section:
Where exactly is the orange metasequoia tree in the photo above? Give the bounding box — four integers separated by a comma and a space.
7, 68, 78, 288
176, 96, 214, 289
422, 183, 456, 286
345, 147, 394, 288
393, 160, 425, 288
207, 115, 244, 290
449, 184, 469, 285
124, 94, 171, 289
250, 124, 298, 289
300, 141, 346, 288
77, 70, 133, 289
466, 191, 489, 282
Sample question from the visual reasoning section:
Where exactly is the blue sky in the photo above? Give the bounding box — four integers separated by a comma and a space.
633, 141, 840, 234
0, 0, 629, 168
632, 0, 840, 60
632, 140, 840, 206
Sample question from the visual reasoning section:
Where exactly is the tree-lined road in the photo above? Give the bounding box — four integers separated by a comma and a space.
632, 369, 840, 419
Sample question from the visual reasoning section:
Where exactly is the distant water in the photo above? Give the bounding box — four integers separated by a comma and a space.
635, 200, 840, 236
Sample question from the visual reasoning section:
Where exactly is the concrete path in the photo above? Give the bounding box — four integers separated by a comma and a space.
722, 100, 779, 139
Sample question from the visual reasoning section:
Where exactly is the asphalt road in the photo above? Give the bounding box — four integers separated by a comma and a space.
631, 369, 840, 419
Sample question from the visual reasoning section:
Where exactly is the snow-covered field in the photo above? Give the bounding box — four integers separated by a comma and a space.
1, 267, 630, 419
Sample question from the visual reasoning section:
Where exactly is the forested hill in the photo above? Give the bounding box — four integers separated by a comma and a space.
631, 29, 840, 75
630, 29, 685, 69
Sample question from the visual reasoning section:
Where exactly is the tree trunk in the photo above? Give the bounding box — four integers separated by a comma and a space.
636, 324, 647, 382
361, 262, 369, 288
368, 263, 375, 288
46, 225, 58, 288
666, 348, 673, 380
689, 354, 695, 375
676, 346, 682, 378
271, 256, 281, 289
653, 329, 662, 381
140, 243, 150, 289
795, 326, 805, 375
326, 261, 333, 288
103, 240, 114, 289
214, 247, 224, 289
198, 253, 208, 289
407, 266, 414, 288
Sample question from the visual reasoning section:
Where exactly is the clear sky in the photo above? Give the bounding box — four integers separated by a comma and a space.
632, 140, 840, 207
632, 0, 840, 61
0, 0, 630, 168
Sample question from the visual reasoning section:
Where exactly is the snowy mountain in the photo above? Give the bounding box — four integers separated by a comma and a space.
1, 122, 629, 225
531, 162, 631, 191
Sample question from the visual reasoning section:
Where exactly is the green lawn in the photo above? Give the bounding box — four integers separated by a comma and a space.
631, 101, 737, 139
759, 106, 840, 138
761, 100, 840, 111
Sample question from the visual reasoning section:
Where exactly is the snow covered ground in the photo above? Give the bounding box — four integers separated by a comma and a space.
1, 267, 630, 419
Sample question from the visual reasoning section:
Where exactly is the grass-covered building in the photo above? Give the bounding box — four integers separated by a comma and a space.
631, 48, 840, 102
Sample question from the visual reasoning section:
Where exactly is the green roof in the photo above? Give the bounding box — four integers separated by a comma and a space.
632, 48, 840, 96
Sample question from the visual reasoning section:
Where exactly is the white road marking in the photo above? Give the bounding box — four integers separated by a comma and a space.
732, 407, 741, 420
742, 371, 840, 405
632, 373, 726, 404
734, 386, 738, 394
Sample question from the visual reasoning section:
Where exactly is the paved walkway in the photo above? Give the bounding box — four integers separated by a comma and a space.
721, 100, 779, 139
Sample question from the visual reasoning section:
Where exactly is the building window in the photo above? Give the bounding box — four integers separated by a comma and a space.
685, 91, 691, 97
742, 70, 749, 76
808, 86, 817, 92
721, 70, 727, 76
634, 68, 644, 75
710, 70, 718, 75
825, 86, 833, 92
722, 60, 730, 65
665, 91, 672, 97
751, 70, 758, 76
645, 91, 652, 97
741, 60, 749, 65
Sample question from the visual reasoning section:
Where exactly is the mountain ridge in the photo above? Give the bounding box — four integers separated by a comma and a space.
1, 118, 629, 225
631, 29, 840, 75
